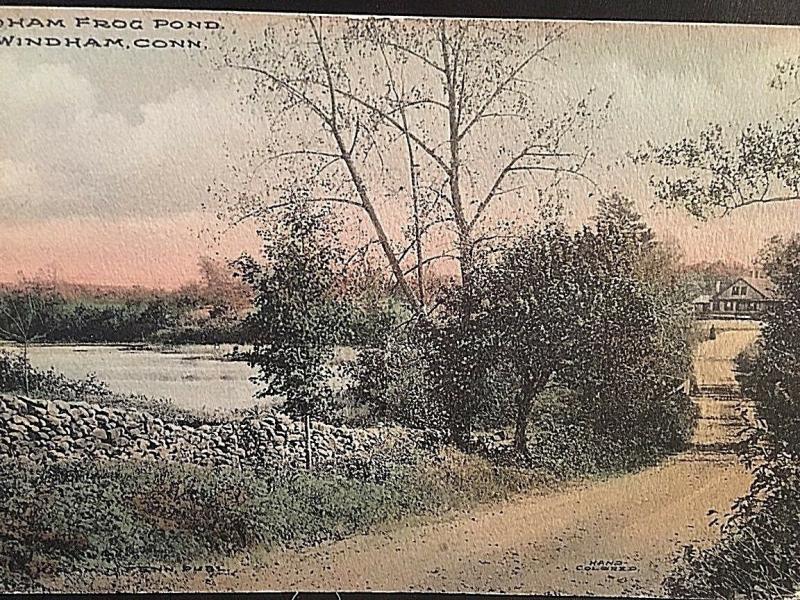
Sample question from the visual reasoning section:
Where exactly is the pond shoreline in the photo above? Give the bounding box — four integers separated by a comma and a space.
1, 342, 263, 413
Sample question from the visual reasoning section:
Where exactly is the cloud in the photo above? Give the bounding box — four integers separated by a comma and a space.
0, 52, 254, 223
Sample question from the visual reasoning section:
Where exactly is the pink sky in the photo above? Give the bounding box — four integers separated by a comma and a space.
3, 10, 800, 289
0, 213, 260, 289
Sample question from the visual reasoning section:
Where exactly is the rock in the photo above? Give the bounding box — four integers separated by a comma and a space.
91, 428, 109, 441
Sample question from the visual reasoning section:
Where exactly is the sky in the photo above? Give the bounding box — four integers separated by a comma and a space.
2, 8, 800, 288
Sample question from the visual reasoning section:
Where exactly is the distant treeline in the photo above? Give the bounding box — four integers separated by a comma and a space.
0, 263, 405, 348
0, 254, 745, 348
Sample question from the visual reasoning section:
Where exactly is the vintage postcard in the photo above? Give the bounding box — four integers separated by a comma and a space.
1, 6, 799, 597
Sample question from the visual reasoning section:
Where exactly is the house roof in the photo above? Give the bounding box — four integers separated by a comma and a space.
715, 276, 780, 301
739, 277, 779, 299
692, 294, 712, 304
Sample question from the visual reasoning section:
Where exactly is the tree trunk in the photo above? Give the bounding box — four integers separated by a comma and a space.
337, 141, 421, 311
513, 392, 532, 456
515, 377, 548, 457
305, 413, 313, 471
23, 340, 29, 396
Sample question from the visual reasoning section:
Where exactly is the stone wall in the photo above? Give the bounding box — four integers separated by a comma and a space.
0, 394, 439, 470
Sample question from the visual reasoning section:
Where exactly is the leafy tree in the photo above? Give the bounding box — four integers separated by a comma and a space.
741, 234, 800, 448
487, 221, 581, 455
416, 275, 497, 450
483, 196, 694, 457
572, 196, 695, 448
217, 16, 606, 449
234, 200, 348, 469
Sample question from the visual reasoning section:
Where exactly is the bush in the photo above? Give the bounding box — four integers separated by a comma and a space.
0, 350, 108, 402
665, 236, 800, 598
342, 332, 442, 429
664, 424, 800, 598
0, 449, 545, 592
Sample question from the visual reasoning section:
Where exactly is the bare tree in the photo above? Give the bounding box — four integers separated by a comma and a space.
217, 16, 604, 308
0, 281, 58, 395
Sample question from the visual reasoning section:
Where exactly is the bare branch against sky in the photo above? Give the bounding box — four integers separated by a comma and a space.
2, 9, 800, 287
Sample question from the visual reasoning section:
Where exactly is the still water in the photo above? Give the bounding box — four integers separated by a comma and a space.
3, 343, 261, 413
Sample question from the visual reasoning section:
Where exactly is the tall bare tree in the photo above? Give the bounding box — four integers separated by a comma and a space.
218, 16, 604, 308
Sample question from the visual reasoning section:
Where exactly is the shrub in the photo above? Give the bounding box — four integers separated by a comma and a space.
664, 424, 800, 598
0, 350, 108, 402
665, 236, 800, 598
0, 449, 545, 592
342, 331, 442, 429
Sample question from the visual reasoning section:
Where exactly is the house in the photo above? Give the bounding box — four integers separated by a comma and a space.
692, 273, 780, 319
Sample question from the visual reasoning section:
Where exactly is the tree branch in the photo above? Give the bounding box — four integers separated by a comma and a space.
458, 27, 567, 141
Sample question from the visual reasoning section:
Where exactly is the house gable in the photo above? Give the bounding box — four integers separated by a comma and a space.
715, 277, 767, 301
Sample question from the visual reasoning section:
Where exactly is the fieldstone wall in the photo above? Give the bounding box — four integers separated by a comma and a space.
0, 394, 439, 470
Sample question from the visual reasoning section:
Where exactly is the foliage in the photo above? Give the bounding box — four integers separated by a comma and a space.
485, 220, 585, 454
0, 282, 63, 347
483, 195, 696, 456
0, 287, 199, 345
413, 273, 503, 449
664, 425, 800, 599
635, 56, 800, 220
343, 332, 437, 429
0, 350, 215, 426
0, 451, 545, 592
234, 201, 350, 420
0, 350, 108, 402
665, 236, 800, 598
341, 195, 697, 464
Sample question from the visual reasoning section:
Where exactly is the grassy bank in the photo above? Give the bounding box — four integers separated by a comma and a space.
0, 350, 692, 592
0, 451, 547, 592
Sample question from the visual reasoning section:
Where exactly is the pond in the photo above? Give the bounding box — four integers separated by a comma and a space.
2, 343, 262, 413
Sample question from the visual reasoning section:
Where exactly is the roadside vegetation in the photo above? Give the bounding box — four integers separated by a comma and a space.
0, 17, 724, 593
0, 450, 550, 593
0, 197, 701, 591
665, 236, 800, 599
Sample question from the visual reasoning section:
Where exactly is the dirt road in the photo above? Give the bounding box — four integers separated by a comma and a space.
181, 324, 754, 596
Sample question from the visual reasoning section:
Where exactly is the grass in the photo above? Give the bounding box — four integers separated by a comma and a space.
0, 450, 549, 592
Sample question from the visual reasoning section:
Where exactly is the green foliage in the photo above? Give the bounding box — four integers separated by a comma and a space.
635, 119, 800, 219
664, 431, 800, 599
0, 282, 64, 346
0, 285, 199, 345
666, 236, 800, 598
235, 201, 351, 419
0, 350, 108, 402
342, 195, 697, 463
415, 278, 498, 449
344, 333, 438, 429
0, 350, 214, 426
0, 451, 544, 592
484, 195, 696, 456
486, 220, 587, 453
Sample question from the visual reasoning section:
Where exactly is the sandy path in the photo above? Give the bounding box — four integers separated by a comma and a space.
76, 325, 753, 595
178, 328, 754, 596
193, 398, 748, 596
